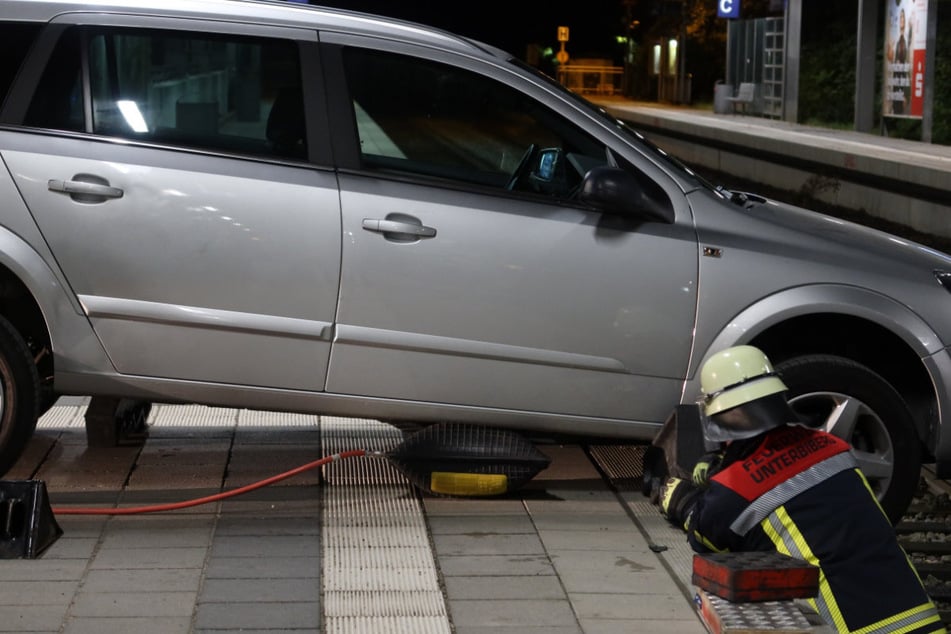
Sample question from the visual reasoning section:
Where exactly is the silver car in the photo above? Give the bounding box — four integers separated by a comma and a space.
0, 0, 949, 521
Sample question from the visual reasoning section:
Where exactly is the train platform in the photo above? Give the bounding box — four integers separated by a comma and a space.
591, 98, 951, 243
1, 399, 721, 634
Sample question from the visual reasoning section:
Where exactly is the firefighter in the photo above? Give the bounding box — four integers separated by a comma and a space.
659, 345, 946, 634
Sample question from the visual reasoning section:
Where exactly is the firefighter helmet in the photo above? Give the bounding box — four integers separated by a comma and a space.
699, 345, 796, 441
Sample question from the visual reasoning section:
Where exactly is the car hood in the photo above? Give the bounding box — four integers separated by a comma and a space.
730, 191, 951, 272
690, 187, 951, 349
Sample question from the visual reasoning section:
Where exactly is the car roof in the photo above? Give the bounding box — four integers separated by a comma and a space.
4, 0, 507, 59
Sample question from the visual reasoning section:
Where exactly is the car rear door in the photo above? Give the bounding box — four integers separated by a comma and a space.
1, 16, 340, 390
321, 37, 699, 426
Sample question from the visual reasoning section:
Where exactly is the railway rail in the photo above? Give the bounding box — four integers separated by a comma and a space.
899, 467, 951, 626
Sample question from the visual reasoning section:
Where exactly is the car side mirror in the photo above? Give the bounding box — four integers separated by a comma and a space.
578, 166, 675, 224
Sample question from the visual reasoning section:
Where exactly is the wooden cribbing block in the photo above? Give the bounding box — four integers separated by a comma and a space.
692, 552, 819, 603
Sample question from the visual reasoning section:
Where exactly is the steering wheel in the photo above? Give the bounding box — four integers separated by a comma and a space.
506, 144, 537, 191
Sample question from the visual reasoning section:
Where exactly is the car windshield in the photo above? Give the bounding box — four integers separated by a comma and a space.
508, 58, 722, 196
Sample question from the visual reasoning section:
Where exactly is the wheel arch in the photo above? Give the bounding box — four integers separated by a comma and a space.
0, 262, 52, 384
753, 314, 934, 458
0, 224, 112, 392
687, 285, 945, 461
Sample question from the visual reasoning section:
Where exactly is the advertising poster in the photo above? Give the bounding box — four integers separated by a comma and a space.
884, 0, 929, 118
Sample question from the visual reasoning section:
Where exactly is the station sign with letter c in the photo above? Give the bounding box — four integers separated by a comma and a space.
718, 0, 740, 19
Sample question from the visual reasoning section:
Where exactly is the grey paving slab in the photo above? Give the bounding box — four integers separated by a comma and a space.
430, 532, 547, 556
437, 554, 557, 577
427, 514, 537, 535
69, 591, 197, 617
194, 602, 320, 630
89, 546, 208, 570
443, 575, 567, 600
0, 580, 75, 610
199, 578, 319, 603
202, 555, 320, 579
0, 604, 66, 632
0, 558, 88, 581
62, 616, 192, 634
209, 534, 320, 559
80, 568, 203, 593
40, 537, 99, 560
571, 592, 701, 620
212, 516, 322, 536
549, 548, 684, 594
454, 629, 581, 634
449, 599, 580, 629
536, 528, 649, 551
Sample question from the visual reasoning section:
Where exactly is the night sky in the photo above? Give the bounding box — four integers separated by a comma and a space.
312, 1, 625, 60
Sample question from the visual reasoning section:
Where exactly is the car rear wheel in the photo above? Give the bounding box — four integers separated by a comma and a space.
775, 354, 920, 524
0, 315, 40, 476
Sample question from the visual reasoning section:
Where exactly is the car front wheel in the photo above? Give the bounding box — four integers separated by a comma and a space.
775, 354, 921, 524
0, 315, 40, 476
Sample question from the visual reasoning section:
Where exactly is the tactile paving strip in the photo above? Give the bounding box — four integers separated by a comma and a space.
320, 417, 451, 634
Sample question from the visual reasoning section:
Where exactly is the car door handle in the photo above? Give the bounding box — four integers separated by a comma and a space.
362, 218, 436, 239
48, 178, 124, 200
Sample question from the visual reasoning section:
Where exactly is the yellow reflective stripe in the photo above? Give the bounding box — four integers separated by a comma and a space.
850, 601, 944, 634
762, 507, 849, 633
856, 469, 891, 521
857, 469, 934, 592
690, 530, 724, 553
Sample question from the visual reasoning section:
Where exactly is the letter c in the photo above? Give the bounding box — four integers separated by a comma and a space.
720, 0, 734, 13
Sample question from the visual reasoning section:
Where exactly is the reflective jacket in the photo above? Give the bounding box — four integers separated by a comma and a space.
685, 424, 945, 634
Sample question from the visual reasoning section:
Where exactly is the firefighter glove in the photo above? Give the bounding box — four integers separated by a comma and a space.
692, 451, 721, 487
659, 477, 698, 525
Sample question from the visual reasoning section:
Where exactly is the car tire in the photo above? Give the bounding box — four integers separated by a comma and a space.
0, 315, 40, 476
775, 354, 920, 524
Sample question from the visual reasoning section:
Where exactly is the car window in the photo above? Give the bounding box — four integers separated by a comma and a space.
0, 22, 42, 112
342, 48, 610, 199
26, 27, 307, 160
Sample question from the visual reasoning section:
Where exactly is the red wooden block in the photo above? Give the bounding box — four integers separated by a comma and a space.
692, 551, 819, 602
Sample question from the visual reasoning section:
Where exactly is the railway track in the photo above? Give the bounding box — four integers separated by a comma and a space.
898, 467, 951, 626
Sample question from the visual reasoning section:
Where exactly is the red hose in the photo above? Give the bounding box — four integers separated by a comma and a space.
52, 449, 367, 515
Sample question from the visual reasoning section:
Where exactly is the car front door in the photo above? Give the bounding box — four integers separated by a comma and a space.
323, 41, 699, 427
2, 19, 340, 390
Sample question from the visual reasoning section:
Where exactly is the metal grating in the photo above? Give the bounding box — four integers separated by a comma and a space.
321, 417, 451, 634
588, 444, 646, 489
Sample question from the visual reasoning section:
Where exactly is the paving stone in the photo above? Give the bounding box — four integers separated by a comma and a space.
210, 535, 319, 559
194, 601, 319, 630
62, 616, 192, 634
0, 581, 75, 607
571, 592, 701, 620
202, 555, 320, 579
537, 528, 647, 551
443, 575, 567, 600
213, 516, 322, 536
427, 514, 536, 535
437, 554, 556, 577
0, 558, 88, 581
449, 599, 579, 628
199, 578, 319, 603
430, 532, 546, 557
80, 569, 202, 593
97, 522, 214, 549
453, 628, 581, 634
89, 546, 208, 570
549, 550, 680, 594
0, 604, 66, 631
578, 617, 706, 633
69, 591, 197, 617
